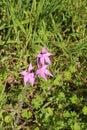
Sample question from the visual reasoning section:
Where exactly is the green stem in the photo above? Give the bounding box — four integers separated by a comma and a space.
15, 84, 28, 126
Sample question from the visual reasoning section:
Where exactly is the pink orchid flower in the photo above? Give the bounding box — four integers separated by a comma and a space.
19, 63, 35, 86
36, 64, 53, 80
37, 46, 53, 65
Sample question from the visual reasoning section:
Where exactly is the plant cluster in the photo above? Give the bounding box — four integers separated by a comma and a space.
20, 46, 53, 86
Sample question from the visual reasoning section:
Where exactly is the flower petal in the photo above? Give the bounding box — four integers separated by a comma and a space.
19, 71, 27, 76
40, 57, 45, 65
42, 65, 48, 69
45, 56, 51, 64
40, 72, 47, 80
36, 69, 39, 75
28, 63, 33, 72
24, 75, 29, 85
44, 69, 53, 77
42, 46, 46, 54
37, 58, 41, 68
45, 52, 53, 57
37, 54, 42, 57
29, 73, 35, 86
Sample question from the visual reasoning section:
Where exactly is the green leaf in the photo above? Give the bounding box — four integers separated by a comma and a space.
74, 122, 81, 130
47, 107, 53, 116
42, 107, 53, 117
31, 0, 36, 12
58, 92, 65, 99
32, 95, 43, 109
21, 109, 32, 119
5, 115, 12, 123
63, 111, 70, 118
34, 127, 40, 130
64, 71, 72, 81
54, 74, 63, 85
82, 106, 87, 115
0, 110, 4, 119
69, 65, 77, 73
70, 95, 78, 104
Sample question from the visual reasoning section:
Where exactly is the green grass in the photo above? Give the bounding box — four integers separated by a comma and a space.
0, 0, 87, 129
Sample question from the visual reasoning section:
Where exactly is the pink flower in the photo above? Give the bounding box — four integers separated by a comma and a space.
36, 65, 53, 80
37, 46, 53, 65
47, 86, 52, 90
19, 63, 35, 86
